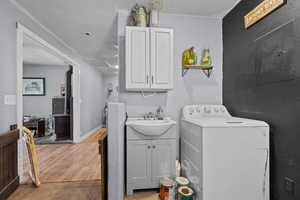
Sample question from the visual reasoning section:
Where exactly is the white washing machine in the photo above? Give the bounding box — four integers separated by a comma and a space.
181, 104, 269, 200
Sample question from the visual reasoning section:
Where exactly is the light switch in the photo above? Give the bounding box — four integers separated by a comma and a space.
4, 95, 16, 105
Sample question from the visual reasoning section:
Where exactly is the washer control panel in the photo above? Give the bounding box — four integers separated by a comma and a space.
182, 104, 231, 119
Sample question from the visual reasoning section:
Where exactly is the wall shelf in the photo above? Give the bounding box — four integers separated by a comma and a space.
182, 65, 213, 78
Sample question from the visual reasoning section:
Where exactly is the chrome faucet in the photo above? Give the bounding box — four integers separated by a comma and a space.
144, 112, 155, 120
156, 106, 164, 119
143, 106, 164, 120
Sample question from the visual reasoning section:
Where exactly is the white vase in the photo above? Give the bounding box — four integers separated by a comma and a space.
150, 10, 159, 26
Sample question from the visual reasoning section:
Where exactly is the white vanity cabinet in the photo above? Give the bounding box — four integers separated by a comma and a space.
127, 140, 152, 189
126, 125, 176, 195
150, 140, 176, 184
125, 26, 174, 91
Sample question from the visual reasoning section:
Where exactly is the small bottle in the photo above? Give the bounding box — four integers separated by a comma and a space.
200, 48, 212, 66
194, 55, 198, 65
192, 47, 197, 65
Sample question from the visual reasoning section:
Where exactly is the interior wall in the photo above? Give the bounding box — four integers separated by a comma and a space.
0, 0, 105, 135
223, 0, 300, 199
23, 64, 68, 118
103, 74, 119, 103
117, 10, 223, 123
80, 65, 105, 136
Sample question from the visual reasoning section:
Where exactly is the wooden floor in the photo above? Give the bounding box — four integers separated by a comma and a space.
36, 143, 101, 183
8, 181, 102, 200
11, 128, 159, 200
33, 128, 107, 183
8, 181, 159, 200
125, 190, 159, 200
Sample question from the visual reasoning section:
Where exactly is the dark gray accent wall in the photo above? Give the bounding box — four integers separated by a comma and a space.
223, 0, 300, 199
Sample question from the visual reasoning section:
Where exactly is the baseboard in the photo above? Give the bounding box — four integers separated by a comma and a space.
79, 125, 102, 143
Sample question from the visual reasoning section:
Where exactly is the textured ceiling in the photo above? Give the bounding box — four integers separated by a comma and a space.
23, 35, 67, 66
118, 0, 240, 16
15, 0, 240, 68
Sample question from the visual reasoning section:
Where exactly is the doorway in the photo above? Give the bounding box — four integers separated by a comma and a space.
22, 35, 73, 143
16, 23, 81, 181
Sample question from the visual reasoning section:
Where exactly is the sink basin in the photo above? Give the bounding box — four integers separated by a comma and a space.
126, 119, 176, 136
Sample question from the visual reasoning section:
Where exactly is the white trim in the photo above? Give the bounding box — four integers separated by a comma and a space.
16, 23, 81, 180
16, 24, 24, 131
79, 125, 103, 143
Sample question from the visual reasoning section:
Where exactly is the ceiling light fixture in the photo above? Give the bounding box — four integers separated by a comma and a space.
84, 32, 92, 37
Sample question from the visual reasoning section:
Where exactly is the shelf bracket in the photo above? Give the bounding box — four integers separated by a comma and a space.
182, 68, 189, 77
202, 68, 212, 78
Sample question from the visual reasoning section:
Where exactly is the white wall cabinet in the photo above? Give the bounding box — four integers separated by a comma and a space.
126, 126, 176, 195
126, 26, 174, 91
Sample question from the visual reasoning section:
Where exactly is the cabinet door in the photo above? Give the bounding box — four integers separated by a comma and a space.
151, 139, 176, 186
150, 28, 174, 89
126, 27, 150, 90
127, 140, 152, 188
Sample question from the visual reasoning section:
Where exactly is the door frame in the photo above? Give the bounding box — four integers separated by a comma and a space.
16, 23, 81, 180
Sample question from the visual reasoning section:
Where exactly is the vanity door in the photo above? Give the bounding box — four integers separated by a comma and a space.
151, 139, 176, 187
127, 140, 152, 192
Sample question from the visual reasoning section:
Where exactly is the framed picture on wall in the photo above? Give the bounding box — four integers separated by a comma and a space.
23, 77, 46, 96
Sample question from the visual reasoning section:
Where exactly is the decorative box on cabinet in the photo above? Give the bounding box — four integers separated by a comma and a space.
125, 26, 174, 91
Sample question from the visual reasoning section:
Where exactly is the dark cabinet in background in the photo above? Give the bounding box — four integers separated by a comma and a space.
54, 115, 70, 140
52, 97, 65, 115
23, 118, 45, 138
52, 66, 73, 141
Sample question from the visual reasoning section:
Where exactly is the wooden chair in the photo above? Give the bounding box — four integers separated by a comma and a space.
23, 127, 41, 187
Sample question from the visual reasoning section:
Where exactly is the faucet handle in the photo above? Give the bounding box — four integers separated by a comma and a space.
149, 112, 155, 118
144, 112, 155, 119
156, 106, 163, 113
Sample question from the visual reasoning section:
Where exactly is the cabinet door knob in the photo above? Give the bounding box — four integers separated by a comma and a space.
152, 145, 156, 149
148, 145, 151, 149
146, 75, 149, 84
152, 76, 154, 84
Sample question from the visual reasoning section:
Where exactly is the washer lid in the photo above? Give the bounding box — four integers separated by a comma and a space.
183, 117, 269, 127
